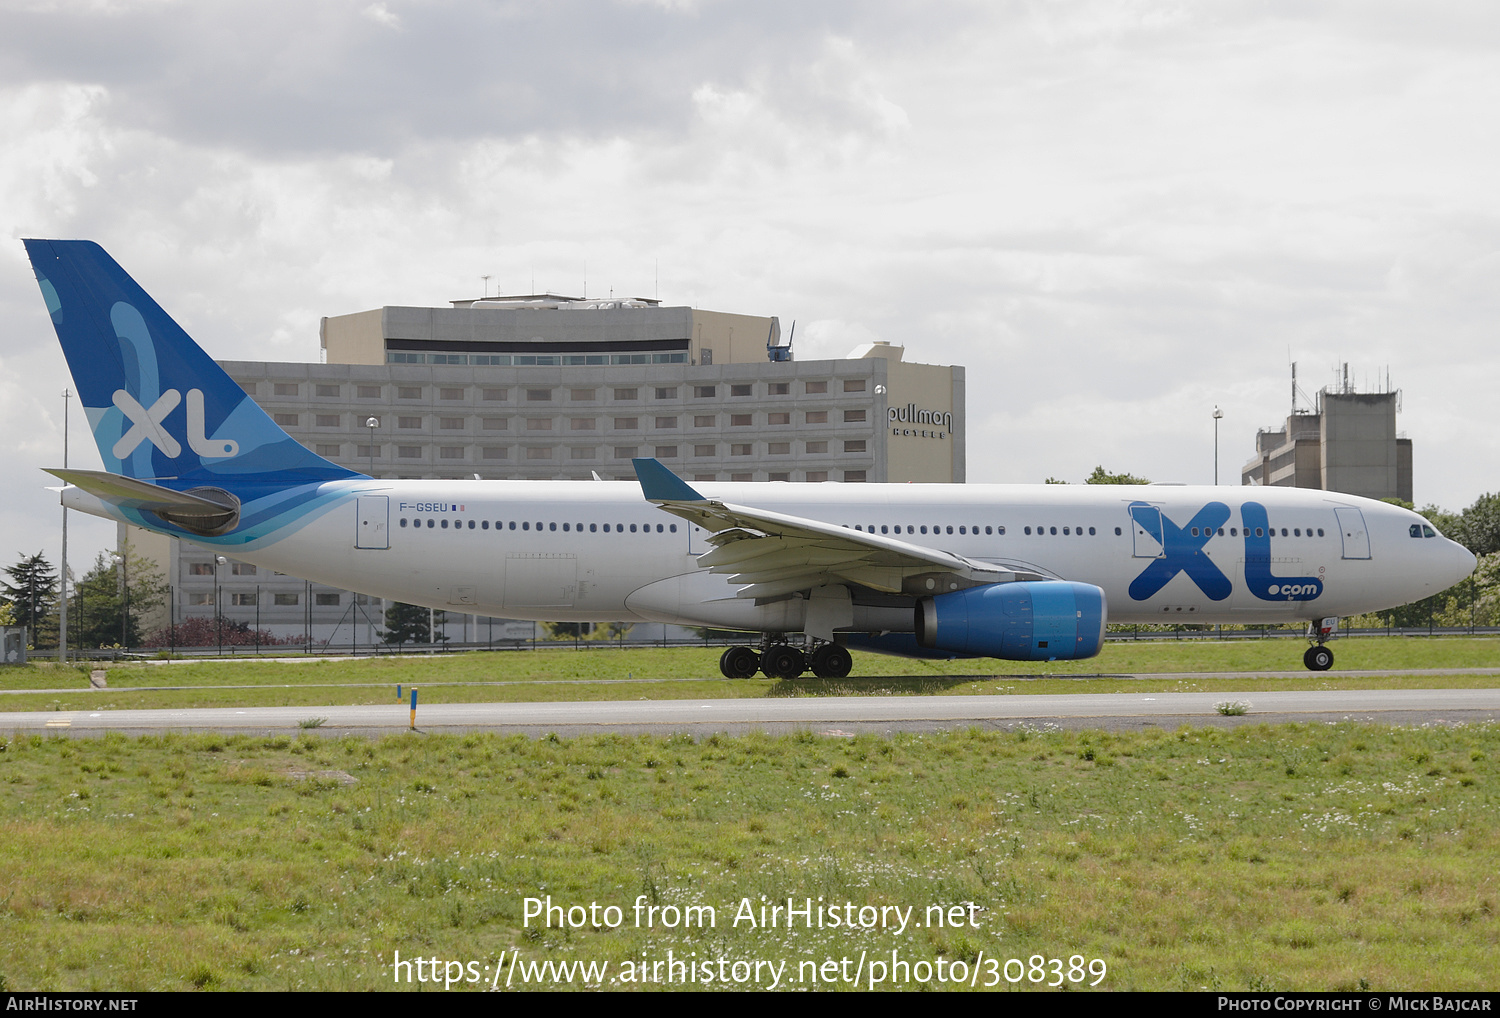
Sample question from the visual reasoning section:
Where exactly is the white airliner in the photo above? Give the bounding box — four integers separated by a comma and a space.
24, 240, 1477, 678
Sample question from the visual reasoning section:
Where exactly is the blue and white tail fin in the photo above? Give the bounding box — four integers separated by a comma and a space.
24, 239, 360, 491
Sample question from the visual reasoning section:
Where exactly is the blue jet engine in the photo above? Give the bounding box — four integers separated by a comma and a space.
915, 581, 1108, 661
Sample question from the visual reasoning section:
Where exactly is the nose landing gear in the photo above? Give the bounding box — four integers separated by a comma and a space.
1303, 645, 1334, 671
1303, 617, 1338, 671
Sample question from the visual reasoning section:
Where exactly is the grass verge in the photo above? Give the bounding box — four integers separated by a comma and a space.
0, 721, 1494, 991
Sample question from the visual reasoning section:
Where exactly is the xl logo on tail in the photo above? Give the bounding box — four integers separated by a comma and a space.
111, 388, 240, 460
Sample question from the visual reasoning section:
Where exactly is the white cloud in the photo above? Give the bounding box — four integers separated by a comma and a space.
3, 0, 1499, 572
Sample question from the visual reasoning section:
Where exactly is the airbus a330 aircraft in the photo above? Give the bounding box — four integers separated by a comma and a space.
24, 240, 1477, 678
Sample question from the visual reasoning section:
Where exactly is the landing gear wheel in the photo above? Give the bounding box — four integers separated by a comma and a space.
809, 644, 853, 679
1304, 645, 1334, 671
761, 644, 806, 680
719, 645, 761, 679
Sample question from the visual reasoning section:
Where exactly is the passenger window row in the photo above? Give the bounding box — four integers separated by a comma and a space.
398, 518, 678, 534
849, 524, 1006, 536
1184, 526, 1326, 538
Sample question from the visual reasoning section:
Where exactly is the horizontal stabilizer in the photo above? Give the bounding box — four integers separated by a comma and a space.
47, 468, 240, 536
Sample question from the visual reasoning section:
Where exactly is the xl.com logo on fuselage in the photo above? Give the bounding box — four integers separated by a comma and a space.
1128, 500, 1324, 604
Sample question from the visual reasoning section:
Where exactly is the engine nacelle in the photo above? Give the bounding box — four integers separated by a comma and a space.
915, 581, 1107, 662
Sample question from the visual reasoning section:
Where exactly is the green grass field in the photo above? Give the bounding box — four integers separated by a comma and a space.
3, 636, 1499, 713
2, 638, 1496, 992
0, 722, 1495, 991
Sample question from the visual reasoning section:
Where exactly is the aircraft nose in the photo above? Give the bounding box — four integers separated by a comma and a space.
1448, 540, 1478, 586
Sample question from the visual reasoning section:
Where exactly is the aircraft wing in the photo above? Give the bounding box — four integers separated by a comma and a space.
632, 458, 1050, 599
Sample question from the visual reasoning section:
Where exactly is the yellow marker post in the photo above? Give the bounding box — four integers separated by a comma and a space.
409, 687, 418, 730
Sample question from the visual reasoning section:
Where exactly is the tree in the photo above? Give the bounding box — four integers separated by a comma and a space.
2, 553, 57, 637
1451, 492, 1500, 556
381, 602, 444, 646
1085, 466, 1150, 485
57, 547, 167, 649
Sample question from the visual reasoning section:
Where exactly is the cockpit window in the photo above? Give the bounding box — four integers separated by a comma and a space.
1423, 525, 1437, 538
1410, 524, 1423, 538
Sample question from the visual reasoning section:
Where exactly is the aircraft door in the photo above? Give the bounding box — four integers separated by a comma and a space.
1334, 507, 1371, 560
1130, 505, 1165, 558
356, 495, 389, 550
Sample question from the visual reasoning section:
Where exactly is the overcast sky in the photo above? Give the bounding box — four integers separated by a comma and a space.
3, 0, 1497, 575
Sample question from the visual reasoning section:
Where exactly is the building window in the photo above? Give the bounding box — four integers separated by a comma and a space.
731, 444, 753, 456
274, 382, 298, 396
357, 444, 380, 458
440, 387, 464, 401
655, 416, 678, 429
767, 412, 791, 426
805, 381, 828, 394
571, 447, 595, 460
274, 593, 300, 606
768, 442, 790, 455
238, 381, 257, 395
481, 417, 507, 431
231, 563, 256, 575
844, 440, 866, 453
526, 447, 553, 460
843, 409, 866, 423
693, 473, 716, 481
806, 470, 828, 482
316, 592, 341, 606
571, 418, 596, 430
316, 384, 339, 397
273, 412, 298, 427
398, 446, 421, 458
188, 592, 214, 605
357, 385, 381, 399
482, 388, 508, 401
482, 447, 508, 459
315, 414, 340, 428
805, 440, 828, 453
354, 594, 380, 606
769, 471, 790, 481
768, 382, 790, 395
231, 592, 257, 606
398, 386, 422, 400
440, 417, 465, 430
806, 411, 828, 424
655, 445, 678, 458
654, 386, 678, 399
730, 414, 752, 427
731, 472, 753, 481
526, 389, 552, 402
398, 416, 422, 429
614, 446, 638, 459
694, 444, 716, 457
570, 388, 596, 401
731, 384, 752, 397
694, 385, 716, 398
526, 418, 553, 431
435, 447, 461, 460
613, 388, 638, 401
316, 443, 340, 457
189, 563, 215, 576
843, 379, 867, 392
693, 415, 715, 427
843, 470, 867, 482
614, 417, 639, 430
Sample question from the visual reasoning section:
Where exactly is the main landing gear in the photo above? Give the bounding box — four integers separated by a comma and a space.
717, 639, 853, 680
1303, 617, 1338, 672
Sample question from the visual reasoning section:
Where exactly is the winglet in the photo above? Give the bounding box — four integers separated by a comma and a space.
632, 458, 705, 502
